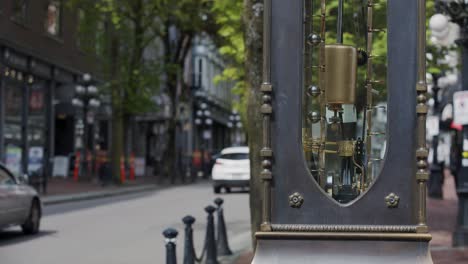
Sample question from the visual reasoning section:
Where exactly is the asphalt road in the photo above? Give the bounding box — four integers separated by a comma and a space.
0, 182, 251, 264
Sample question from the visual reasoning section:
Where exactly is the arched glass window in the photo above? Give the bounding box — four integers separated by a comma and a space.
302, 0, 388, 204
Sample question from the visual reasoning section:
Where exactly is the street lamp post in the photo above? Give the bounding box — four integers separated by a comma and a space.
227, 111, 242, 146
433, 0, 468, 246
73, 73, 100, 180
195, 102, 212, 178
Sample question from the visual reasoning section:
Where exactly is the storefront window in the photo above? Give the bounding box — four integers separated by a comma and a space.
4, 80, 24, 175
3, 78, 48, 176
45, 1, 61, 36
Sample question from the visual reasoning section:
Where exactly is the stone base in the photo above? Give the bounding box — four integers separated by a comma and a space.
252, 232, 433, 264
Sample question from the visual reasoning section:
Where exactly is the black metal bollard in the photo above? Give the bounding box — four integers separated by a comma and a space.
204, 205, 218, 264
182, 215, 196, 264
163, 228, 179, 264
214, 198, 232, 256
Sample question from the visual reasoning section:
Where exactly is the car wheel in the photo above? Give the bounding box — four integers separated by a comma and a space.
214, 186, 221, 194
22, 199, 40, 235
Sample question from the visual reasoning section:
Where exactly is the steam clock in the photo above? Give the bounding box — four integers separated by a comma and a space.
252, 0, 433, 263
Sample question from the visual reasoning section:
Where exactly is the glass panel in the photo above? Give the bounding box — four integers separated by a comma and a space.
45, 1, 61, 36
219, 153, 249, 160
28, 81, 46, 174
4, 80, 24, 176
0, 168, 15, 185
302, 0, 388, 203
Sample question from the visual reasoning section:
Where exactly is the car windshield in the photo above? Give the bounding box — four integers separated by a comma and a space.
219, 153, 249, 160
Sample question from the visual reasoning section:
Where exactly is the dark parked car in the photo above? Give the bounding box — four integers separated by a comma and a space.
0, 164, 42, 234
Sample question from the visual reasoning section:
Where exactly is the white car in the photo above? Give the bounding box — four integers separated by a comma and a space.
0, 164, 42, 235
211, 146, 250, 193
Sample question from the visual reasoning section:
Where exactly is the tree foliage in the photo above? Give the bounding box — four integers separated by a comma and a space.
68, 0, 215, 182
211, 0, 246, 116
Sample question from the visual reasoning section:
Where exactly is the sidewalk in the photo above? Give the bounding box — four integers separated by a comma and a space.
233, 170, 468, 264
40, 176, 160, 205
428, 170, 468, 264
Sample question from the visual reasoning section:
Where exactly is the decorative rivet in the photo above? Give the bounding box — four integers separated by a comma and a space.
417, 94, 426, 103
385, 193, 400, 208
261, 159, 271, 169
262, 94, 271, 103
307, 111, 321, 123
307, 33, 322, 46
289, 192, 304, 208
306, 85, 321, 97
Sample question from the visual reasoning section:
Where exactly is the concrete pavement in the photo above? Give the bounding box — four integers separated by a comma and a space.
0, 182, 251, 264
42, 184, 158, 205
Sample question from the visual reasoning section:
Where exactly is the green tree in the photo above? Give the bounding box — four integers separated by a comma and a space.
243, 0, 264, 247
70, 0, 167, 182
70, 0, 215, 183
211, 0, 263, 245
159, 0, 217, 182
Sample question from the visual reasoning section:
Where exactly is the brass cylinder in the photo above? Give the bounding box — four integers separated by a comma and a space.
324, 44, 357, 106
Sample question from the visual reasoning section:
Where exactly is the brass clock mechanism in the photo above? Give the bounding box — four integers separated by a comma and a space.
302, 0, 388, 203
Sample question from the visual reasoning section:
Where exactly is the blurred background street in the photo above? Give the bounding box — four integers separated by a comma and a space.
0, 182, 251, 264
0, 0, 468, 263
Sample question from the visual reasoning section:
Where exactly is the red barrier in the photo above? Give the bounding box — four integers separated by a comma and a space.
73, 151, 81, 181
87, 151, 92, 176
192, 150, 202, 169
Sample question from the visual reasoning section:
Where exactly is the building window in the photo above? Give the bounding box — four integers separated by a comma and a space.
45, 1, 61, 36
76, 8, 87, 49
77, 8, 105, 57
12, 0, 29, 24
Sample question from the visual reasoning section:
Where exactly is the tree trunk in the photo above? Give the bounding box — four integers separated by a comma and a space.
162, 24, 179, 184
123, 1, 146, 177
244, 0, 264, 248
110, 27, 124, 184
161, 27, 194, 184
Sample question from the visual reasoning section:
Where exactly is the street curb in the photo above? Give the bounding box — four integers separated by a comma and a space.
219, 247, 251, 264
219, 230, 253, 264
41, 185, 159, 205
